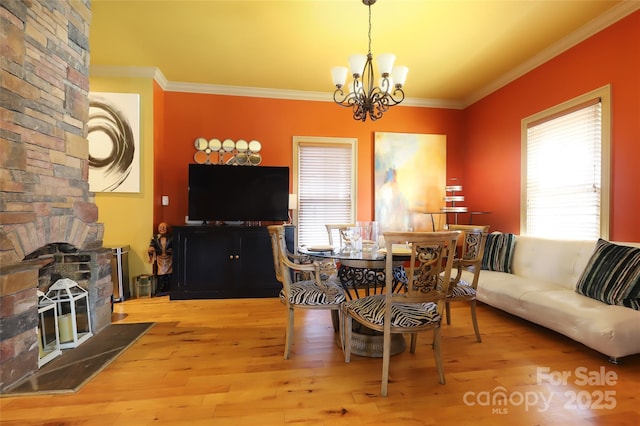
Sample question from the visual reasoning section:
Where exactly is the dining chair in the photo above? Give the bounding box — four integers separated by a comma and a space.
267, 225, 346, 359
318, 223, 355, 276
283, 242, 316, 282
325, 223, 355, 249
340, 230, 459, 396
445, 224, 489, 342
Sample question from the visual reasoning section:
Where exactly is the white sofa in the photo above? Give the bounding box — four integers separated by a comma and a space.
460, 235, 640, 363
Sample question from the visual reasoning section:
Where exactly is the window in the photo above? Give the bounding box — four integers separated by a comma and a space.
293, 136, 357, 247
521, 85, 611, 240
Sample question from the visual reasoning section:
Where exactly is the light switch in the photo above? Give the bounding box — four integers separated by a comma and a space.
161, 195, 169, 206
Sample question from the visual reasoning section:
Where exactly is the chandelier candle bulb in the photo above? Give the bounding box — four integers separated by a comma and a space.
376, 53, 396, 74
348, 54, 367, 76
392, 65, 409, 87
332, 67, 348, 87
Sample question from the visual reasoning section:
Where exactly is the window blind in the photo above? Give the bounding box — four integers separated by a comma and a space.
297, 142, 354, 247
525, 100, 602, 239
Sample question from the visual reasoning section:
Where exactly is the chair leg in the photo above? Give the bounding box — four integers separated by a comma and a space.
338, 308, 345, 353
410, 332, 418, 353
381, 329, 391, 397
284, 307, 294, 359
344, 310, 352, 363
470, 299, 482, 342
432, 327, 445, 385
339, 307, 348, 356
445, 301, 451, 325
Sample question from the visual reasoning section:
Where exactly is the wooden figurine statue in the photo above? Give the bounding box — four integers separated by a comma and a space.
148, 222, 173, 295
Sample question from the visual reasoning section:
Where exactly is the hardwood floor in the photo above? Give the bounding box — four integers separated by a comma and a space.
1, 296, 639, 425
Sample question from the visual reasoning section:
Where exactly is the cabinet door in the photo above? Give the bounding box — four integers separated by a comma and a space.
176, 228, 234, 297
235, 228, 281, 298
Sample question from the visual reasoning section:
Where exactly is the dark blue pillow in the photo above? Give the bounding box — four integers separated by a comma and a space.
576, 239, 640, 310
481, 233, 516, 273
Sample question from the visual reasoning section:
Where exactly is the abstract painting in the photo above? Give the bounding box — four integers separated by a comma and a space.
88, 92, 140, 192
374, 132, 447, 232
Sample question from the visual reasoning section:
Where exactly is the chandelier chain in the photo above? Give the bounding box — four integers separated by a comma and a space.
368, 4, 372, 56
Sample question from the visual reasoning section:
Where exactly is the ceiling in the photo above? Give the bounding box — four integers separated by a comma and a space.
89, 0, 638, 109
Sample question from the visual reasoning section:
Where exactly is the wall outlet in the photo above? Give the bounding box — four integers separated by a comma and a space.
161, 195, 169, 206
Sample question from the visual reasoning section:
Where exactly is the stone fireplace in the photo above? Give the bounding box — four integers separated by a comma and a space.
0, 1, 111, 391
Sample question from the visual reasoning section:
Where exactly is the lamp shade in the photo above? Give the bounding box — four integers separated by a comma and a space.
348, 54, 367, 76
331, 66, 348, 87
376, 53, 396, 75
392, 65, 409, 87
288, 193, 298, 210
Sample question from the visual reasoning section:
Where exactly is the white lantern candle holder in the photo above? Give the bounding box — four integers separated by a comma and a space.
45, 278, 93, 349
37, 290, 62, 367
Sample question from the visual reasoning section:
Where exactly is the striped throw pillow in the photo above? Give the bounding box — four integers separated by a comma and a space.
481, 233, 516, 273
575, 239, 640, 310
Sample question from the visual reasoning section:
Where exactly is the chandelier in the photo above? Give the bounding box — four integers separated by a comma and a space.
331, 0, 408, 122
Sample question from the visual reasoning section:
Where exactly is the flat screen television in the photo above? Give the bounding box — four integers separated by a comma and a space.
188, 164, 290, 222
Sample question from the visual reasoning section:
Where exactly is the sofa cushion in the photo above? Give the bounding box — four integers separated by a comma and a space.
481, 233, 516, 273
509, 236, 597, 289
519, 288, 640, 358
575, 239, 640, 310
475, 270, 565, 309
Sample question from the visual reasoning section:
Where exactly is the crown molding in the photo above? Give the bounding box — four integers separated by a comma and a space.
89, 65, 167, 86
166, 80, 463, 109
462, 1, 640, 108
89, 67, 465, 110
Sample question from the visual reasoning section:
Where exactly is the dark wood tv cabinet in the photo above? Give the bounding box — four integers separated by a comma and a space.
170, 225, 293, 300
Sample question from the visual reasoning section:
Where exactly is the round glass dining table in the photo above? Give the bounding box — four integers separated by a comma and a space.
298, 247, 410, 357
298, 247, 409, 299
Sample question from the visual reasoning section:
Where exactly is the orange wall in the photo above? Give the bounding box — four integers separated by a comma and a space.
153, 11, 639, 242
155, 94, 464, 227
463, 10, 640, 241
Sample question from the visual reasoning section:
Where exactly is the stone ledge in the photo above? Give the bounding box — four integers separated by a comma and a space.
0, 258, 52, 296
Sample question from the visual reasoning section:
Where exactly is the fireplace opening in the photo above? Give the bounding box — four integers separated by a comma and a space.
0, 242, 113, 392
24, 243, 92, 294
